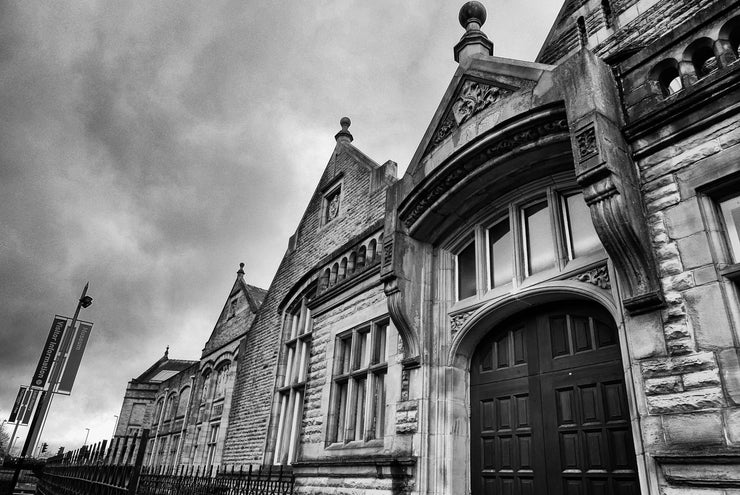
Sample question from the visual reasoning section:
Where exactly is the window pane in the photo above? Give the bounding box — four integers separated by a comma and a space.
336, 382, 348, 443
523, 200, 555, 275
353, 378, 366, 441
488, 218, 513, 287
355, 331, 369, 370
338, 337, 351, 375
564, 193, 600, 258
721, 195, 740, 262
371, 373, 385, 438
373, 323, 387, 364
457, 240, 477, 299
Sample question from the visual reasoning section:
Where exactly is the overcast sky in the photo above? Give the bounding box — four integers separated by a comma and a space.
0, 0, 561, 455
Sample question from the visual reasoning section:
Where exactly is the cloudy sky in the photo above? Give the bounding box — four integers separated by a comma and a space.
0, 0, 561, 454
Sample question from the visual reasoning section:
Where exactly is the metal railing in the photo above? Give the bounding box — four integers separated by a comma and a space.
35, 427, 294, 495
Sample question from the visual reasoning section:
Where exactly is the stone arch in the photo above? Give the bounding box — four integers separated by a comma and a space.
649, 58, 682, 97
683, 37, 719, 79
448, 281, 619, 368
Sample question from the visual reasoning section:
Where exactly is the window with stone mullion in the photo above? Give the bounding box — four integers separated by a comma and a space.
330, 319, 388, 444
275, 297, 313, 465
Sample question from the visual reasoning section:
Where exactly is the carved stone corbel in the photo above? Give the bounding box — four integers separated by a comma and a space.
382, 183, 422, 366
554, 49, 664, 315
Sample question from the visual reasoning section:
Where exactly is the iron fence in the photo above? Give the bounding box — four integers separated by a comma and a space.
137, 464, 294, 495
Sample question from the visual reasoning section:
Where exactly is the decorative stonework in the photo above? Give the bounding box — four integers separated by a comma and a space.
575, 125, 598, 162
569, 265, 610, 289
429, 79, 513, 150
382, 237, 393, 270
452, 81, 510, 125
403, 118, 569, 228
450, 310, 475, 335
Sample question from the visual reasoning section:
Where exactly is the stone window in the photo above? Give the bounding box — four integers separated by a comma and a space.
651, 59, 683, 97
215, 362, 230, 399
453, 186, 602, 301
328, 318, 388, 444
176, 386, 190, 417
168, 434, 179, 465
153, 397, 164, 425
720, 194, 740, 264
164, 392, 177, 422
206, 424, 219, 466
322, 185, 342, 225
201, 370, 212, 403
274, 292, 314, 464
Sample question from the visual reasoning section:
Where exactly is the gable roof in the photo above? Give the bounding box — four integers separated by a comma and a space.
134, 350, 198, 383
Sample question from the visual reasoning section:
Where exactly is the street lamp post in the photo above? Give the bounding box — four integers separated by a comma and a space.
9, 284, 93, 493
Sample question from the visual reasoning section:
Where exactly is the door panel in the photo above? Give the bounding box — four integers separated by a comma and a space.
470, 302, 640, 495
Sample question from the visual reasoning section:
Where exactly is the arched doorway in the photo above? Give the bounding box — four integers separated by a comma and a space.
470, 301, 640, 495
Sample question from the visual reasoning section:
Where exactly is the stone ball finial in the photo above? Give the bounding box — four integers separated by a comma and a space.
459, 1, 487, 29
335, 116, 353, 143
237, 262, 245, 275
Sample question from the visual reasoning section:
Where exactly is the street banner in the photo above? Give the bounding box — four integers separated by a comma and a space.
57, 322, 94, 394
31, 317, 68, 389
21, 389, 39, 425
8, 386, 27, 422
49, 320, 79, 394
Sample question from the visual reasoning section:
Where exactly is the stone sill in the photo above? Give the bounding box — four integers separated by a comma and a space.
720, 263, 740, 281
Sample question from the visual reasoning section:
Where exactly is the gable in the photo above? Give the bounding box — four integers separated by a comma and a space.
408, 56, 552, 178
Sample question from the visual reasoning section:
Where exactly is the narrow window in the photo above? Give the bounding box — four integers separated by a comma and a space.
562, 192, 601, 259
456, 239, 477, 300
329, 319, 389, 443
522, 200, 556, 276
488, 217, 513, 288
275, 292, 314, 465
206, 424, 219, 466
720, 195, 740, 262
577, 16, 587, 47
601, 0, 612, 28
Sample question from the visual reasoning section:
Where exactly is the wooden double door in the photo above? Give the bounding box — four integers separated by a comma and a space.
470, 302, 640, 495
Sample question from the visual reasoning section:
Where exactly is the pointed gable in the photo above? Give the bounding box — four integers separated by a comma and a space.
408, 55, 554, 180
201, 264, 266, 357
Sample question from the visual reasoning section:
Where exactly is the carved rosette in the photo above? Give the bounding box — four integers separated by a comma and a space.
576, 125, 598, 162
450, 310, 475, 335
569, 265, 611, 289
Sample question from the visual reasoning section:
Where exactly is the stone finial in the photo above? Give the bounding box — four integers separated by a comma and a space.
335, 116, 353, 143
237, 262, 245, 276
454, 1, 494, 63
164, 345, 169, 358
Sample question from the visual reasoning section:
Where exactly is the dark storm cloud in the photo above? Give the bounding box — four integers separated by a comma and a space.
0, 0, 560, 450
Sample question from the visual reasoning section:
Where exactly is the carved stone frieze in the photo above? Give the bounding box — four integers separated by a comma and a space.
432, 116, 456, 146
402, 118, 569, 229
569, 265, 610, 289
450, 310, 476, 335
382, 237, 394, 270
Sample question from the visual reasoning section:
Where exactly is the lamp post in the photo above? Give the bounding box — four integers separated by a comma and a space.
9, 283, 93, 493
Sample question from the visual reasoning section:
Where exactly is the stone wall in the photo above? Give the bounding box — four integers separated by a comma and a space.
222, 140, 395, 463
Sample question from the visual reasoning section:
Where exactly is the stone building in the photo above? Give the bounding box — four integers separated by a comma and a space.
113, 265, 266, 468
218, 0, 740, 494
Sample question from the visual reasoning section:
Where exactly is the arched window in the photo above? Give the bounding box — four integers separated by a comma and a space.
320, 268, 330, 291
719, 17, 740, 63
685, 38, 718, 79
201, 371, 212, 402
215, 362, 231, 399
330, 263, 339, 285
651, 59, 682, 97
165, 392, 177, 421
367, 239, 377, 262
339, 258, 347, 280
153, 397, 164, 425
348, 252, 357, 274
177, 387, 190, 417
357, 246, 367, 269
